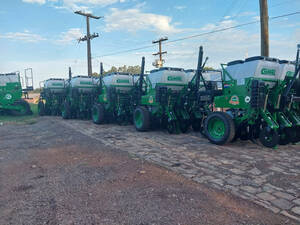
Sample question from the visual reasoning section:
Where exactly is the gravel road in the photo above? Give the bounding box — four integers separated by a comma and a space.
0, 118, 298, 225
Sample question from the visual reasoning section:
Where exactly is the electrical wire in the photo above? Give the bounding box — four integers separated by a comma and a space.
201, 0, 238, 44
269, 0, 295, 8
93, 11, 300, 58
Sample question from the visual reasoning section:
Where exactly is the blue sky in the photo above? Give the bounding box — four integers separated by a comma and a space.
0, 0, 299, 88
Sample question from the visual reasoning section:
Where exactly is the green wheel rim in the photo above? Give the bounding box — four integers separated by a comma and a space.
134, 110, 143, 129
208, 117, 225, 139
92, 107, 99, 122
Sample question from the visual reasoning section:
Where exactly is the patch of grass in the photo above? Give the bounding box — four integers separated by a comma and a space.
0, 103, 39, 125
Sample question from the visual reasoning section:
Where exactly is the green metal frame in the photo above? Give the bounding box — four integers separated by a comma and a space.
39, 88, 66, 116
136, 68, 189, 133
0, 72, 30, 114
94, 75, 136, 124
215, 64, 279, 131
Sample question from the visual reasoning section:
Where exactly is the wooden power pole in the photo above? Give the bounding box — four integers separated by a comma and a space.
259, 0, 269, 57
152, 37, 168, 68
75, 11, 102, 76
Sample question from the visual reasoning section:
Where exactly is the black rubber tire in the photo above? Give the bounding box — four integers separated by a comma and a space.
62, 101, 71, 119
44, 103, 51, 115
287, 127, 299, 144
279, 128, 290, 145
133, 106, 150, 131
231, 127, 240, 142
232, 125, 248, 141
249, 124, 260, 139
180, 120, 190, 133
92, 104, 105, 124
259, 127, 279, 148
167, 121, 177, 134
296, 127, 300, 143
223, 113, 236, 143
204, 112, 235, 145
51, 108, 57, 116
12, 99, 32, 116
192, 119, 201, 132
38, 101, 45, 116
240, 128, 249, 141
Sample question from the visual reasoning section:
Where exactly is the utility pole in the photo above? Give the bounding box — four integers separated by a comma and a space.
152, 37, 168, 68
100, 62, 104, 76
75, 11, 102, 76
259, 0, 269, 57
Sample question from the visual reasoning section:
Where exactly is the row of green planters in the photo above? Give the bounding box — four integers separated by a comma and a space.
38, 45, 300, 148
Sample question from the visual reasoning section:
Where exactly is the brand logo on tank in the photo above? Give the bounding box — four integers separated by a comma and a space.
261, 68, 276, 76
5, 93, 12, 100
229, 95, 239, 105
167, 76, 182, 81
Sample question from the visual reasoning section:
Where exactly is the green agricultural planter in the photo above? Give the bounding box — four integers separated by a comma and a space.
0, 72, 32, 115
268, 44, 300, 144
91, 63, 137, 125
133, 58, 190, 133
38, 78, 66, 116
184, 46, 222, 132
62, 68, 97, 119
204, 54, 291, 148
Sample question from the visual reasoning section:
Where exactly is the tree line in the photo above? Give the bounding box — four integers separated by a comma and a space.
91, 65, 215, 77
92, 65, 141, 77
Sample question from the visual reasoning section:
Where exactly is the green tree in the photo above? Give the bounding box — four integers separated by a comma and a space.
204, 66, 215, 71
126, 65, 141, 74
92, 72, 99, 77
103, 65, 141, 75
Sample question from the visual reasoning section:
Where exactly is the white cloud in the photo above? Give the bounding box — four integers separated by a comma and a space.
57, 28, 83, 44
104, 7, 180, 34
0, 30, 46, 42
22, 0, 46, 4
68, 0, 119, 4
23, 0, 125, 11
62, 0, 121, 11
174, 5, 186, 10
238, 11, 256, 17
201, 19, 238, 32
52, 0, 124, 12
157, 19, 298, 70
253, 16, 260, 21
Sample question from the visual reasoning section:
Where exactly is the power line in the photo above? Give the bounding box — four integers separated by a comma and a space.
167, 11, 299, 44
269, 0, 295, 8
231, 0, 248, 20
96, 44, 154, 57
202, 0, 238, 44
221, 0, 239, 20
93, 11, 300, 58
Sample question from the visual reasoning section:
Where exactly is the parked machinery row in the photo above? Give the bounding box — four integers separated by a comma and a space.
38, 44, 300, 148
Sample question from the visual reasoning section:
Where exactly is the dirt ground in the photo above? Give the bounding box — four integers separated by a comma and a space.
0, 118, 298, 225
